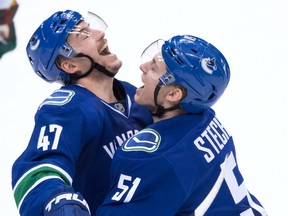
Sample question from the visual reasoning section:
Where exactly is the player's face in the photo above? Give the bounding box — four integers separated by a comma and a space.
67, 18, 122, 74
135, 53, 167, 111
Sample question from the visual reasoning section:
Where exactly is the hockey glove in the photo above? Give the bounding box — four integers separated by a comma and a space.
44, 187, 91, 216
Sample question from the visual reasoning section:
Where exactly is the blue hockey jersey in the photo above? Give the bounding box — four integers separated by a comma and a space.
11, 80, 153, 215
96, 108, 267, 216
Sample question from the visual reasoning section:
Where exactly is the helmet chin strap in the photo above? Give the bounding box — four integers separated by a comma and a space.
69, 53, 115, 81
151, 84, 181, 117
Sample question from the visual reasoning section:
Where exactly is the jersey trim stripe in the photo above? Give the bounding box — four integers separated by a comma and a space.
194, 153, 229, 216
13, 164, 72, 209
101, 95, 132, 118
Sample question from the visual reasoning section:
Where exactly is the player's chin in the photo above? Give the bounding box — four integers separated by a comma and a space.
107, 60, 122, 74
135, 85, 144, 98
134, 92, 150, 108
134, 92, 145, 105
134, 92, 141, 103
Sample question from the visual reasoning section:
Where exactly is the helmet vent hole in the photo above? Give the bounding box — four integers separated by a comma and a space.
28, 56, 33, 64
36, 71, 43, 78
190, 48, 198, 53
208, 93, 216, 100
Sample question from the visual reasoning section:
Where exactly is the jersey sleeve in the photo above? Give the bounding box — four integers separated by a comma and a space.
11, 99, 99, 215
96, 152, 186, 216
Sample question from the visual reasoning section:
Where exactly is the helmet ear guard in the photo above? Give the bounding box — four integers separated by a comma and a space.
161, 35, 230, 113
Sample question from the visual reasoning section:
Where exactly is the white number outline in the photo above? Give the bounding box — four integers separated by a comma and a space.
111, 174, 141, 203
225, 153, 266, 216
195, 152, 266, 216
37, 124, 63, 151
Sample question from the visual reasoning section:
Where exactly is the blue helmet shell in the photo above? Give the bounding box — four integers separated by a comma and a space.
161, 35, 230, 112
26, 10, 83, 85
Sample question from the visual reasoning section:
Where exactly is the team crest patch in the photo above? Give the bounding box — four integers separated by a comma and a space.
122, 129, 161, 152
39, 90, 75, 108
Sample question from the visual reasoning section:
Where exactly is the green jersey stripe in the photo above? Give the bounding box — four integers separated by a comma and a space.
13, 164, 72, 207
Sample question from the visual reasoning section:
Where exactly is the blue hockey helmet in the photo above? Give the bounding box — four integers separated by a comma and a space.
26, 10, 108, 85
142, 35, 230, 113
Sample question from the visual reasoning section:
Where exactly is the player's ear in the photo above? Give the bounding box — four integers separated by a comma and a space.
61, 61, 77, 73
166, 86, 184, 103
57, 57, 77, 74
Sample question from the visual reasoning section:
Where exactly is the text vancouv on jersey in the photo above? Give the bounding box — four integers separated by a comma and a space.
194, 117, 230, 163
103, 130, 139, 159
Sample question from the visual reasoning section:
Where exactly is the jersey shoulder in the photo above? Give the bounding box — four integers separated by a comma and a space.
119, 108, 217, 158
38, 84, 102, 111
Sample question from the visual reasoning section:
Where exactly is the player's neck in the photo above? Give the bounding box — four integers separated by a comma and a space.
77, 77, 117, 103
152, 109, 186, 123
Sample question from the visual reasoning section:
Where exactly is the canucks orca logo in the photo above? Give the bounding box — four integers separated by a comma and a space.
201, 57, 217, 74
122, 129, 161, 152
29, 35, 41, 51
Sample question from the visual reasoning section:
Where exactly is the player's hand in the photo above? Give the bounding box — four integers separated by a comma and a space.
44, 188, 90, 216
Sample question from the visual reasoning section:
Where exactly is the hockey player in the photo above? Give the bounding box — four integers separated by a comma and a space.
11, 10, 152, 216
96, 35, 267, 215
0, 0, 18, 59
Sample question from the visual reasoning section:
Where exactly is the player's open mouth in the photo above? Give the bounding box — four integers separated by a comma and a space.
99, 42, 111, 56
136, 85, 144, 93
